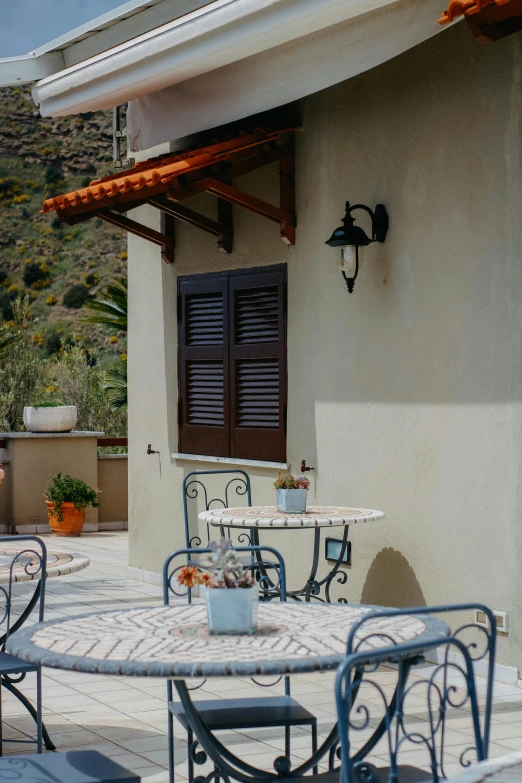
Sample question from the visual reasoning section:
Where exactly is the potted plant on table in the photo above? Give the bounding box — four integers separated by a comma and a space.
177, 539, 258, 635
24, 401, 78, 433
274, 472, 311, 513
45, 473, 100, 537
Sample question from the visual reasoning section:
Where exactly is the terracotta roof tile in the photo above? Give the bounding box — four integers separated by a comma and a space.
42, 128, 293, 216
439, 0, 522, 39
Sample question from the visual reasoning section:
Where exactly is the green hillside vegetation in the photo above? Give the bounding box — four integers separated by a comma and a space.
0, 86, 127, 366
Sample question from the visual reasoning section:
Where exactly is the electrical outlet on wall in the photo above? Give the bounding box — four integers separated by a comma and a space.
475, 609, 509, 634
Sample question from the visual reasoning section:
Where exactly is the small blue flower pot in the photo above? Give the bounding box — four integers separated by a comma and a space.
276, 488, 307, 513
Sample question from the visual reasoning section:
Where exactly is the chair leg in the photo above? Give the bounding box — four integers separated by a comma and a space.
0, 676, 3, 756
312, 720, 318, 775
36, 668, 43, 754
168, 708, 175, 783
285, 725, 291, 760
1, 677, 55, 751
187, 726, 194, 783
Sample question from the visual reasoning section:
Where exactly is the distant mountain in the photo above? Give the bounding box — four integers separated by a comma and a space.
0, 86, 126, 365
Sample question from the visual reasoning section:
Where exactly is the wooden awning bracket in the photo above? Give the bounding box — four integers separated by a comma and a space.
53, 132, 296, 259
160, 211, 175, 264
148, 194, 233, 255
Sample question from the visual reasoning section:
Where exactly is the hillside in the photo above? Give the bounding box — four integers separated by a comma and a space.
0, 86, 126, 365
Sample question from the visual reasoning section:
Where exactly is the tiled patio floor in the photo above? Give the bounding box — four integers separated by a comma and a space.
4, 531, 522, 782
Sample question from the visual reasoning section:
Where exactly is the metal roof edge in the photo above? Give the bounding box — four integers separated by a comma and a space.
29, 0, 168, 56
0, 53, 65, 88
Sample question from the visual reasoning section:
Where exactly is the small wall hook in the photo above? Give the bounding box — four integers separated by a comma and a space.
300, 459, 315, 473
147, 444, 159, 455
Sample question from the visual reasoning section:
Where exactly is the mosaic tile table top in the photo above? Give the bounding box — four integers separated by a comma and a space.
446, 751, 522, 782
7, 603, 448, 679
200, 505, 385, 528
0, 547, 90, 584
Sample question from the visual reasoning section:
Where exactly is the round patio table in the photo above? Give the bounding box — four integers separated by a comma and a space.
7, 602, 447, 782
0, 546, 90, 584
446, 751, 522, 782
200, 505, 384, 602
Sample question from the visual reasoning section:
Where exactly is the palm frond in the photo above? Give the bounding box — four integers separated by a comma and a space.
104, 365, 127, 411
83, 277, 127, 333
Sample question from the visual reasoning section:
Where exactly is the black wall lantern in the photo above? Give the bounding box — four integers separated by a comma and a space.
325, 201, 389, 293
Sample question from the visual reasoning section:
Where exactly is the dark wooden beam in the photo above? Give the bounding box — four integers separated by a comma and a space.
217, 197, 233, 254
203, 179, 295, 227
148, 195, 233, 254
94, 208, 175, 250
279, 143, 296, 245
148, 196, 230, 239
160, 211, 175, 264
58, 209, 94, 226
215, 164, 233, 254
226, 142, 292, 180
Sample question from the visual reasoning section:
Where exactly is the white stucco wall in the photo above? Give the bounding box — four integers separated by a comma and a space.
128, 23, 522, 669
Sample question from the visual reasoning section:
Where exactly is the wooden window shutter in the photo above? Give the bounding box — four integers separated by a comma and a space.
178, 277, 230, 457
229, 267, 287, 463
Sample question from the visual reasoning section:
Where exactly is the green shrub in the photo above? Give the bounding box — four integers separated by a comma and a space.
23, 261, 51, 289
0, 290, 13, 320
45, 473, 99, 522
44, 330, 62, 356
28, 401, 65, 408
0, 176, 22, 201
51, 341, 126, 435
44, 166, 63, 185
63, 284, 91, 309
84, 272, 99, 287
0, 269, 10, 286
0, 297, 43, 431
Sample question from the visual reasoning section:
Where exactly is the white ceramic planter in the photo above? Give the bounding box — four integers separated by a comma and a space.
23, 405, 78, 433
276, 488, 307, 513
206, 584, 258, 635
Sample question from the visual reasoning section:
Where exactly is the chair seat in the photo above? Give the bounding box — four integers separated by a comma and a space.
0, 650, 38, 675
170, 695, 316, 730
0, 750, 139, 782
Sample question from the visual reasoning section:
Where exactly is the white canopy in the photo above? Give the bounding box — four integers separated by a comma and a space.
126, 0, 448, 150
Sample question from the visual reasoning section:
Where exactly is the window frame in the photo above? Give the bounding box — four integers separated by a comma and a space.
177, 264, 287, 463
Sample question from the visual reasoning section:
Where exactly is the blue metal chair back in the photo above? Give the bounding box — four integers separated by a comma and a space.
335, 603, 496, 783
163, 544, 286, 605
182, 470, 251, 549
0, 535, 47, 648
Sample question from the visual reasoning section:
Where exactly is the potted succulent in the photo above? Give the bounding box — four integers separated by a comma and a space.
24, 401, 77, 433
45, 473, 100, 537
274, 472, 311, 513
177, 539, 258, 635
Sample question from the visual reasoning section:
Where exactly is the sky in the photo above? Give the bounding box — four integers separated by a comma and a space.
0, 0, 126, 57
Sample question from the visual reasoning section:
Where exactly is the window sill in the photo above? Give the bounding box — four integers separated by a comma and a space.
171, 453, 289, 470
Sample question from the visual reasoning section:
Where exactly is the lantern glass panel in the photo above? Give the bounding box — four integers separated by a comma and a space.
336, 245, 363, 277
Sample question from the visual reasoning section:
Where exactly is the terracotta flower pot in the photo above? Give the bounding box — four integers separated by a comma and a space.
45, 501, 86, 537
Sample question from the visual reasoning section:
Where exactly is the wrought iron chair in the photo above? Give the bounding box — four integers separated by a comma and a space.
183, 469, 253, 550
333, 604, 496, 783
163, 543, 318, 783
0, 535, 53, 754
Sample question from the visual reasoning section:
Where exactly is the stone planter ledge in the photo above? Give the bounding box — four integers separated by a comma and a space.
0, 432, 104, 439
